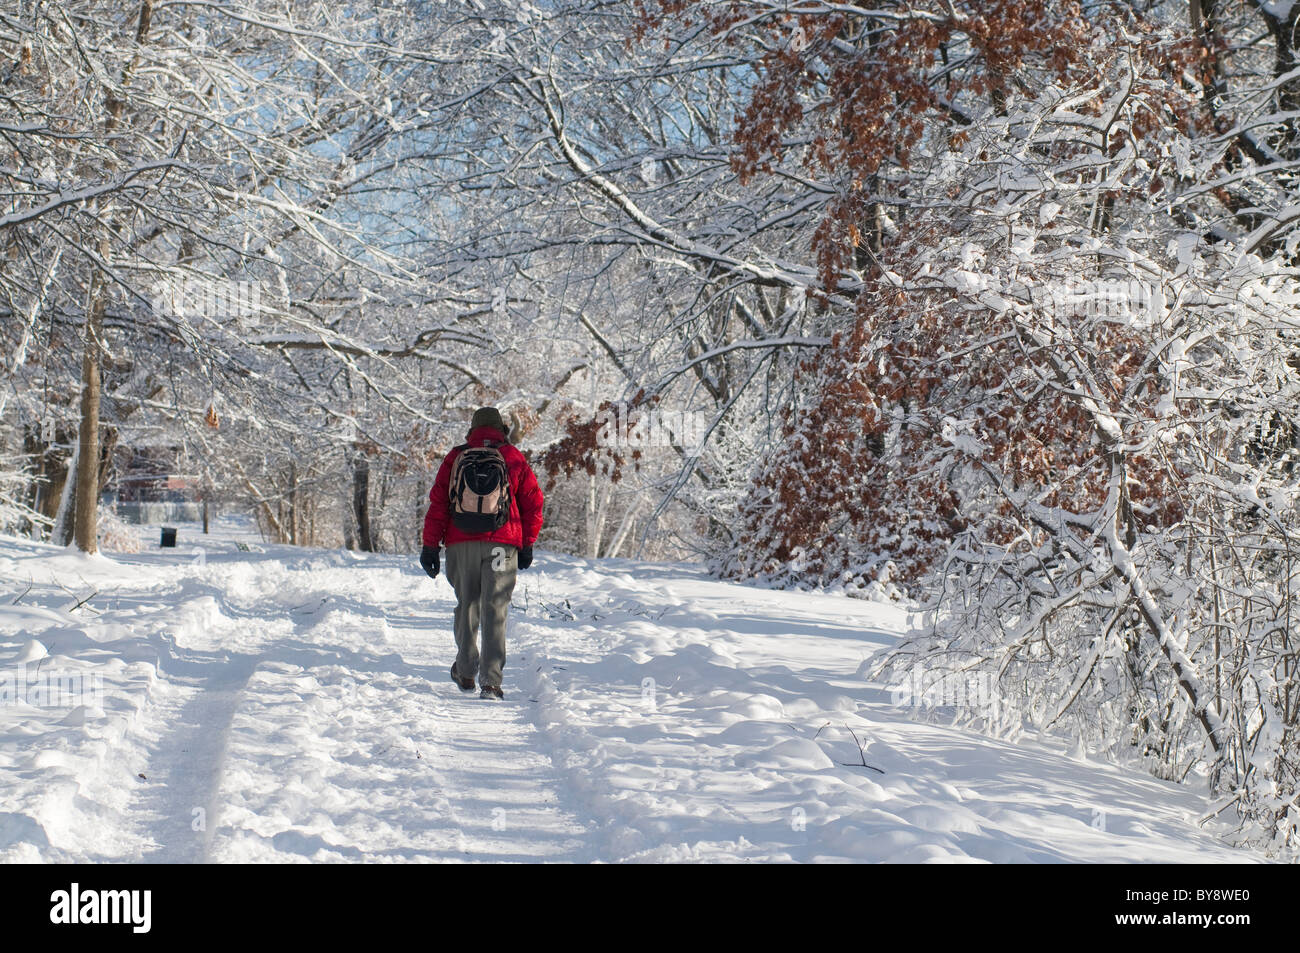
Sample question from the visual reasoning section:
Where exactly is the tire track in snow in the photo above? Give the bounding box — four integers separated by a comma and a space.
127, 646, 259, 863
408, 690, 480, 859
156, 560, 599, 862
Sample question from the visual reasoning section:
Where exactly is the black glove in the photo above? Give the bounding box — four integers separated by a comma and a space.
517, 545, 534, 571
420, 545, 440, 579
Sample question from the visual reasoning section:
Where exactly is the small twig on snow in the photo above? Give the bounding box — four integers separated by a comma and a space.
838, 725, 885, 773
10, 579, 33, 605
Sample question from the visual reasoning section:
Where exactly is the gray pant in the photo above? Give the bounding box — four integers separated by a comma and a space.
445, 540, 518, 688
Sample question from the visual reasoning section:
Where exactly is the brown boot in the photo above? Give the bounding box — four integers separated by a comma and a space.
450, 663, 475, 692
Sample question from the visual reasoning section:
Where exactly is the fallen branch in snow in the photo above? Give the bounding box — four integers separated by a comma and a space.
65, 589, 99, 613
9, 580, 33, 605
289, 597, 329, 614
537, 598, 576, 620
1197, 794, 1240, 827
521, 585, 577, 621
54, 573, 103, 615
839, 726, 885, 773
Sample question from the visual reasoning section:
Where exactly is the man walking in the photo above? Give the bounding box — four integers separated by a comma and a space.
420, 407, 543, 699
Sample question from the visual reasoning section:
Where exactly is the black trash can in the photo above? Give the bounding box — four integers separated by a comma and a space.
160, 527, 178, 548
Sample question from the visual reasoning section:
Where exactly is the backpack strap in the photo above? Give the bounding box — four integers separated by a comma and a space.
448, 444, 471, 498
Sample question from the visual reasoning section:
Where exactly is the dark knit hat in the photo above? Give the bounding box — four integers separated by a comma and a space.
470, 406, 507, 435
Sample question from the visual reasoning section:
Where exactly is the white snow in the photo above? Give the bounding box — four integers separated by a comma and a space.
0, 518, 1268, 863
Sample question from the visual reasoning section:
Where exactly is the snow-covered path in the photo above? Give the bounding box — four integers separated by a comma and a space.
0, 520, 1270, 863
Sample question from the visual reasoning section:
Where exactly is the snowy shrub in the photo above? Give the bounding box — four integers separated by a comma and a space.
670, 0, 1300, 852
861, 87, 1300, 856
97, 509, 142, 554
0, 455, 41, 538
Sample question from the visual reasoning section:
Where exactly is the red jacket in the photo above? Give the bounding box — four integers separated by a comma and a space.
422, 425, 544, 549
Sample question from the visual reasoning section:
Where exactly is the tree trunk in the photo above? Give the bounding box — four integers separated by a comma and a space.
353, 453, 374, 552
51, 437, 78, 547
73, 270, 105, 554
287, 461, 298, 545
27, 423, 73, 539
342, 485, 356, 550
68, 0, 155, 552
